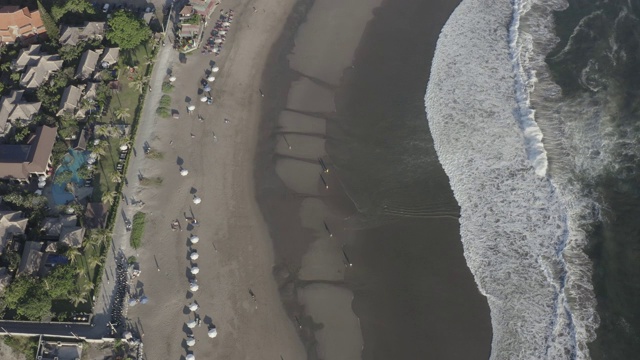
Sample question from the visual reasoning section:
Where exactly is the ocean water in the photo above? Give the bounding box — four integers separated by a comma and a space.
428, 0, 640, 357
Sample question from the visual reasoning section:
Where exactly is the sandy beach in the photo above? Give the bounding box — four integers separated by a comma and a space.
121, 0, 308, 358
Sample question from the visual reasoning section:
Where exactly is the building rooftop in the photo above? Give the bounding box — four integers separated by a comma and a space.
0, 90, 41, 133
0, 125, 57, 180
17, 240, 43, 276
57, 85, 85, 118
0, 6, 46, 44
75, 49, 101, 80
59, 226, 85, 248
99, 47, 119, 67
59, 21, 105, 46
19, 55, 63, 89
0, 210, 27, 254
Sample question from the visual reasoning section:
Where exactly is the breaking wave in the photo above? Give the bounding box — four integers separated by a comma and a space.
425, 0, 598, 358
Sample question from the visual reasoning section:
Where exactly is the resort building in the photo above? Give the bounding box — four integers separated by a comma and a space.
99, 47, 120, 68
0, 210, 27, 254
0, 90, 42, 135
0, 125, 57, 182
12, 44, 43, 71
19, 54, 63, 90
0, 6, 46, 45
59, 21, 105, 46
190, 0, 218, 18
57, 85, 85, 118
17, 240, 44, 276
76, 49, 101, 80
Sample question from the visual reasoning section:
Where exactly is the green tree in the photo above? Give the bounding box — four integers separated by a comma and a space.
113, 107, 131, 122
65, 247, 81, 264
3, 276, 52, 320
106, 11, 152, 50
59, 44, 83, 62
69, 290, 87, 307
37, 0, 59, 41
52, 0, 95, 22
54, 170, 73, 185
101, 190, 117, 205
12, 127, 31, 143
128, 73, 150, 94
110, 172, 122, 184
46, 265, 76, 299
10, 72, 20, 82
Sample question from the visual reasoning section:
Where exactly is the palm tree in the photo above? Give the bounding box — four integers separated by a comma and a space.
79, 98, 96, 117
88, 255, 102, 269
113, 107, 131, 123
90, 144, 106, 160
70, 291, 88, 307
83, 281, 95, 292
66, 247, 81, 264
143, 55, 155, 66
129, 73, 150, 94
95, 126, 111, 139
110, 172, 122, 184
74, 264, 85, 277
119, 136, 131, 148
101, 191, 118, 205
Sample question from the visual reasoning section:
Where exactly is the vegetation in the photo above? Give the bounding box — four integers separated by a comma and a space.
113, 107, 131, 122
37, 0, 59, 41
106, 11, 152, 50
162, 81, 174, 93
139, 176, 163, 186
54, 170, 73, 185
128, 73, 150, 94
130, 212, 146, 249
155, 106, 170, 118
159, 95, 172, 107
59, 44, 84, 62
127, 256, 137, 264
51, 0, 95, 22
3, 336, 39, 359
145, 148, 164, 159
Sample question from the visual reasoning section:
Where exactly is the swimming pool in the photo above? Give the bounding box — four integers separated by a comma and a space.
51, 149, 89, 206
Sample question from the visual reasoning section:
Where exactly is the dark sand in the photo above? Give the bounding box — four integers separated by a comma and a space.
256, 0, 493, 358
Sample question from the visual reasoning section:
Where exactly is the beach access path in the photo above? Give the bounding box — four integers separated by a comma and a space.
119, 0, 308, 359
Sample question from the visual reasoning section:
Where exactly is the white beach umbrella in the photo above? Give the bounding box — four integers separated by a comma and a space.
38, 175, 47, 182
128, 298, 137, 306
35, 189, 43, 196
193, 196, 201, 204
212, 66, 219, 72
190, 251, 199, 260
208, 327, 218, 338
93, 139, 101, 145
119, 144, 128, 151
187, 320, 197, 329
200, 96, 207, 102
186, 337, 196, 346
203, 85, 211, 92
189, 235, 200, 244
190, 281, 199, 292
65, 206, 75, 214
169, 76, 177, 82
188, 302, 199, 311
190, 266, 200, 275
38, 180, 47, 188
123, 331, 133, 340
214, 38, 223, 44
218, 31, 226, 35
222, 22, 230, 26
186, 354, 195, 360
187, 105, 196, 111
180, 169, 189, 176
207, 76, 215, 82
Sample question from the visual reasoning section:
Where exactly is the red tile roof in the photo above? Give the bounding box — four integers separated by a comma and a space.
0, 6, 46, 44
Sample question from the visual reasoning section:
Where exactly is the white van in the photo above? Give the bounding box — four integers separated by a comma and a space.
102, 4, 110, 13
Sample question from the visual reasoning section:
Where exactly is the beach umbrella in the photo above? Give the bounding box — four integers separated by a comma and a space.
129, 298, 137, 307
212, 66, 219, 72
38, 180, 47, 188
65, 206, 75, 214
187, 320, 197, 328
38, 175, 47, 182
180, 169, 189, 176
193, 196, 201, 204
208, 327, 217, 338
190, 251, 199, 260
140, 295, 149, 304
189, 235, 200, 244
186, 355, 195, 360
169, 76, 177, 82
119, 144, 128, 151
101, 61, 109, 68
186, 337, 196, 346
187, 105, 196, 111
35, 189, 43, 196
123, 331, 133, 340
222, 22, 230, 26
190, 266, 200, 275
214, 38, 223, 44
188, 302, 199, 311
200, 96, 207, 102
203, 85, 211, 92
190, 281, 199, 292
207, 76, 215, 82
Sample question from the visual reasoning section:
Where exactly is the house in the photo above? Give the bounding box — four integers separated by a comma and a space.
17, 240, 44, 275
59, 226, 85, 248
85, 202, 109, 229
0, 211, 27, 254
19, 55, 63, 90
180, 5, 194, 19
12, 44, 43, 71
190, 0, 217, 18
0, 90, 41, 134
59, 21, 105, 46
75, 82, 99, 118
41, 215, 78, 239
178, 24, 200, 38
0, 6, 46, 45
57, 85, 85, 118
75, 49, 101, 80
0, 125, 57, 182
99, 47, 119, 68
74, 128, 89, 151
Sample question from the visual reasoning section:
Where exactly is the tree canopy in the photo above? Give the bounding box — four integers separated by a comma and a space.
51, 0, 95, 22
106, 11, 151, 50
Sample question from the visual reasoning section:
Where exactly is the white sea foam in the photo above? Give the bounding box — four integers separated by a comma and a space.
425, 0, 597, 358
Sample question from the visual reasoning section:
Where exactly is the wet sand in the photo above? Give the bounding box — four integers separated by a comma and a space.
256, 0, 493, 358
